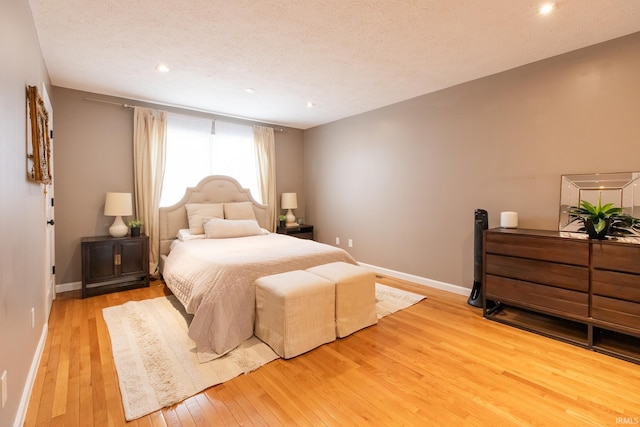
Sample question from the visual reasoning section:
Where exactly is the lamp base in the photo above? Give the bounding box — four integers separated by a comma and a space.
109, 215, 128, 237
285, 209, 298, 227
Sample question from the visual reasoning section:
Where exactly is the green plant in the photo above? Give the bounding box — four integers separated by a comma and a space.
566, 191, 640, 237
277, 215, 287, 222
128, 219, 143, 228
568, 195, 621, 234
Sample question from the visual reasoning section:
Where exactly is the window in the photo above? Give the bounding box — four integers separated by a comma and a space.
160, 114, 260, 207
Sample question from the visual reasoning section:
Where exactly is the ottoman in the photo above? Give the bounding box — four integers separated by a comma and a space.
255, 270, 336, 359
306, 262, 377, 338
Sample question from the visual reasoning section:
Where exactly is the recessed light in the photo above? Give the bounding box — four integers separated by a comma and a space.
539, 3, 555, 15
307, 102, 316, 108
245, 88, 255, 94
156, 64, 170, 73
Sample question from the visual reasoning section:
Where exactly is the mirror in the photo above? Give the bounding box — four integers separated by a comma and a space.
26, 85, 52, 185
559, 172, 640, 234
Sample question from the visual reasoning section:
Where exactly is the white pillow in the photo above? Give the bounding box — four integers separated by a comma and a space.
224, 202, 257, 221
203, 218, 266, 239
176, 229, 205, 241
185, 203, 224, 234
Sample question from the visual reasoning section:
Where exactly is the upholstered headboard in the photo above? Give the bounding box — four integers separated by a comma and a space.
159, 175, 269, 257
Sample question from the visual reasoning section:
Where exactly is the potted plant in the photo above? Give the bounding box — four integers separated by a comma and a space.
568, 195, 621, 239
128, 219, 143, 237
277, 215, 287, 228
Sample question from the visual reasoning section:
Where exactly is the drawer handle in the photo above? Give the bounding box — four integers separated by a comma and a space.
114, 254, 121, 266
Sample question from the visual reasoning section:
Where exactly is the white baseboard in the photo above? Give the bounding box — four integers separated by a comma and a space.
57, 269, 471, 297
56, 281, 81, 294
358, 262, 471, 296
14, 322, 48, 427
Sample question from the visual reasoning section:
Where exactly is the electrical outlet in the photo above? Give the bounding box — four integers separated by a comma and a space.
335, 237, 340, 245
1, 370, 7, 409
348, 239, 353, 248
31, 307, 35, 329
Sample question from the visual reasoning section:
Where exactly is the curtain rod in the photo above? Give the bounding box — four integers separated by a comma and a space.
84, 97, 134, 109
83, 97, 285, 132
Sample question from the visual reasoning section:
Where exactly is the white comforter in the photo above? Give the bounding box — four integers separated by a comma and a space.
162, 233, 356, 359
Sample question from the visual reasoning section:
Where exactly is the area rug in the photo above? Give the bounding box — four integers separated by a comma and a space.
103, 283, 425, 420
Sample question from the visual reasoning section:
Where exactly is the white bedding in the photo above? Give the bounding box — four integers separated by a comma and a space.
162, 233, 357, 360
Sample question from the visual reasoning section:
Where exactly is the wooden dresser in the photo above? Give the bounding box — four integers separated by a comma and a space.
483, 228, 640, 364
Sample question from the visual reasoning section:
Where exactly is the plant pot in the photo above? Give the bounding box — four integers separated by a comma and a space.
131, 227, 141, 237
583, 218, 610, 240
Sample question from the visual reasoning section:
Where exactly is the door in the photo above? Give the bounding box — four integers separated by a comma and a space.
44, 179, 55, 312
84, 240, 119, 282
42, 84, 55, 316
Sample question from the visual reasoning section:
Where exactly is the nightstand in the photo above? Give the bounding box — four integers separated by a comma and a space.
277, 224, 314, 240
81, 235, 149, 298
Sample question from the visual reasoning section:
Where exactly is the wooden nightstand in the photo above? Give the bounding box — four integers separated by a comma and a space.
81, 235, 149, 298
277, 224, 314, 240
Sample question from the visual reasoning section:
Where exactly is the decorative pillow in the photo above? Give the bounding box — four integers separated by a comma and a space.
185, 203, 224, 235
176, 229, 205, 241
203, 218, 266, 239
224, 202, 257, 221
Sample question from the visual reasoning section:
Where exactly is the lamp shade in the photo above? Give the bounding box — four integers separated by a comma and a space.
104, 192, 133, 216
281, 193, 298, 210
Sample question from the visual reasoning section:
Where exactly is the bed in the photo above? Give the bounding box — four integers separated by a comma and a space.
159, 175, 357, 360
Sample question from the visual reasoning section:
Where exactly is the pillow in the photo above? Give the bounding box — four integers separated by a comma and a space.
176, 229, 205, 241
185, 203, 224, 235
224, 202, 257, 221
203, 218, 266, 239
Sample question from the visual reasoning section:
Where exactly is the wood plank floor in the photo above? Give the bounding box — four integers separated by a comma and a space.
25, 276, 640, 426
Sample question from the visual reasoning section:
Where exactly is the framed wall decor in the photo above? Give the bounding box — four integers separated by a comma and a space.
26, 85, 52, 184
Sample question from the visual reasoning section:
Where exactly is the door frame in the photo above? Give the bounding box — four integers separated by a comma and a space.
41, 84, 55, 317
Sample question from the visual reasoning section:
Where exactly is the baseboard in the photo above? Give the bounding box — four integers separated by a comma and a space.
14, 322, 48, 427
56, 281, 81, 294
57, 270, 471, 297
358, 262, 470, 296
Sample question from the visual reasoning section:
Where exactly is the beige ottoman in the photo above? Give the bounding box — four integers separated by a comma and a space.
306, 262, 377, 338
255, 270, 336, 359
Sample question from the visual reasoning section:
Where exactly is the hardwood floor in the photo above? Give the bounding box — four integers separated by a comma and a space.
25, 276, 640, 426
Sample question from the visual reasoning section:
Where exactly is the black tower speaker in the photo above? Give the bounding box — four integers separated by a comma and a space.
467, 209, 488, 307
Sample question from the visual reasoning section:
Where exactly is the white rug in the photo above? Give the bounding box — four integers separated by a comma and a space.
103, 283, 425, 420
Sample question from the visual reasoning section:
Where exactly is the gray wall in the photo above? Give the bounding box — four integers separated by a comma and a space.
52, 87, 305, 285
0, 0, 52, 425
304, 32, 640, 290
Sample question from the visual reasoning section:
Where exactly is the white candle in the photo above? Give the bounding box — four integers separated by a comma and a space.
500, 211, 518, 228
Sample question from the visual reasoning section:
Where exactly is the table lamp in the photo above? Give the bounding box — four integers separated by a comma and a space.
281, 192, 299, 227
104, 192, 133, 237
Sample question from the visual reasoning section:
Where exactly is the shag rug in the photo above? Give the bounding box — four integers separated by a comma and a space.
102, 283, 425, 420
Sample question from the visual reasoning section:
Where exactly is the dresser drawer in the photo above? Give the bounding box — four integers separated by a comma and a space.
592, 242, 640, 274
485, 232, 589, 266
485, 275, 588, 318
486, 254, 588, 292
592, 270, 640, 303
592, 295, 640, 330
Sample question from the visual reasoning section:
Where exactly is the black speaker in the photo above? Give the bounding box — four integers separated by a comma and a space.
467, 209, 488, 307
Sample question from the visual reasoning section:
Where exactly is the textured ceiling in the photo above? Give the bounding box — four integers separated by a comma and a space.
28, 0, 640, 129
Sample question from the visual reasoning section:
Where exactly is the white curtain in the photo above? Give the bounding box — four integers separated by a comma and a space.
253, 125, 276, 231
213, 121, 260, 200
160, 114, 213, 207
133, 107, 167, 276
161, 116, 262, 207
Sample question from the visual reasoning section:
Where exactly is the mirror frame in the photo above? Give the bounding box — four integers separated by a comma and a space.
559, 172, 640, 234
26, 85, 52, 185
